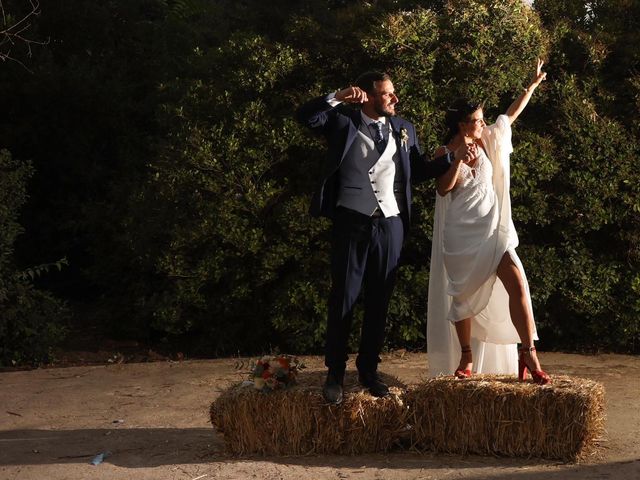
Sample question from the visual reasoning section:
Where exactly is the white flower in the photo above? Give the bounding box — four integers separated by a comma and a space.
400, 127, 409, 152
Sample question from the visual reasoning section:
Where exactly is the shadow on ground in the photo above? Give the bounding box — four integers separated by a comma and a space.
2, 427, 637, 478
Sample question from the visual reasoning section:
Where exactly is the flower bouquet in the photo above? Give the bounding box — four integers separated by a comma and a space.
251, 354, 303, 391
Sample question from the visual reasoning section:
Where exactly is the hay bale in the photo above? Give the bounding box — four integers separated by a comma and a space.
211, 370, 408, 455
406, 375, 605, 461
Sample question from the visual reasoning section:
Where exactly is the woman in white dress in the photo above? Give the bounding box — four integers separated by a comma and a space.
426, 59, 550, 384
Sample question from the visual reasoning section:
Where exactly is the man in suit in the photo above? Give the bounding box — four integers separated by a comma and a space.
296, 71, 467, 404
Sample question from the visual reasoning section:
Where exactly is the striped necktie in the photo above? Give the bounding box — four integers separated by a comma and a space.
372, 121, 387, 154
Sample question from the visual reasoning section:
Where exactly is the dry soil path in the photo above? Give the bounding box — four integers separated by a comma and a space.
1, 352, 639, 479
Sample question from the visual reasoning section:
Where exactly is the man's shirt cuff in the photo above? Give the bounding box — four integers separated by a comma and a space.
325, 92, 342, 107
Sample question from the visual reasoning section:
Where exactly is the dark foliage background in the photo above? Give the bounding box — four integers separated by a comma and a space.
0, 0, 638, 365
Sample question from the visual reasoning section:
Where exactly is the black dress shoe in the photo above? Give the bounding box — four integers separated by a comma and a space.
322, 371, 344, 405
358, 371, 389, 398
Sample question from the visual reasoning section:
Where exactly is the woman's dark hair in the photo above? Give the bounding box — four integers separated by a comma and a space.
355, 71, 391, 94
443, 98, 483, 144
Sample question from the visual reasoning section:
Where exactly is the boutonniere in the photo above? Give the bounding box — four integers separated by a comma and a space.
400, 127, 409, 152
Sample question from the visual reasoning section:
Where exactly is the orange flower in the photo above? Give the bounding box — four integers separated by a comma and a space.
277, 357, 290, 369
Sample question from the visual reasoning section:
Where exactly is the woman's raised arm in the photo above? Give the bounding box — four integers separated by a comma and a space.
505, 59, 547, 125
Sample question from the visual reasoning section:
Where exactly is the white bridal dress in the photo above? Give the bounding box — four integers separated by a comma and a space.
426, 114, 538, 377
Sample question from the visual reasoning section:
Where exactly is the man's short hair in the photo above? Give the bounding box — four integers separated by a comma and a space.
355, 71, 391, 94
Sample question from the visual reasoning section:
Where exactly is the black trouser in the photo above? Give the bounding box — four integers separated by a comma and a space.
324, 207, 404, 375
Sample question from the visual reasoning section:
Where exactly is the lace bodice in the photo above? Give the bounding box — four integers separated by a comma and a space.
442, 145, 493, 194
455, 148, 492, 190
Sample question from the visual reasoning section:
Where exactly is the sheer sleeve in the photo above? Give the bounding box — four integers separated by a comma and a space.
482, 114, 513, 164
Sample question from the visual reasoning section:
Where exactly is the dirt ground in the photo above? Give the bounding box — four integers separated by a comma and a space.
1, 351, 639, 480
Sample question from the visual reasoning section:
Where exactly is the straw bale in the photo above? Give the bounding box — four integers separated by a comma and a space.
211, 370, 408, 455
406, 375, 605, 461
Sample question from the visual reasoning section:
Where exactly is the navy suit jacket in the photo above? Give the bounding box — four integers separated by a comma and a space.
296, 95, 452, 225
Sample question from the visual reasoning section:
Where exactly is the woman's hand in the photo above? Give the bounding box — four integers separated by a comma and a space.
453, 142, 479, 164
528, 58, 547, 91
437, 142, 479, 196
462, 142, 479, 165
506, 58, 548, 125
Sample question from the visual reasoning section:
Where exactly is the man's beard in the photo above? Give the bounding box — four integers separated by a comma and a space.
374, 101, 395, 117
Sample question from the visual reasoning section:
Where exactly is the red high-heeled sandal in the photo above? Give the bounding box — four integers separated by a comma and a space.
518, 346, 551, 385
454, 345, 472, 379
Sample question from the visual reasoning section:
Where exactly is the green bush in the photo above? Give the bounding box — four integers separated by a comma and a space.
0, 0, 637, 359
135, 0, 549, 354
0, 150, 67, 366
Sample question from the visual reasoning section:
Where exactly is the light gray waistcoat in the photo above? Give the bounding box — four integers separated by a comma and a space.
336, 123, 404, 217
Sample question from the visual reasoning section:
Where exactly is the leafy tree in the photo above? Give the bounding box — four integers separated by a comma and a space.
1, 0, 637, 363
0, 150, 67, 366
0, 0, 47, 70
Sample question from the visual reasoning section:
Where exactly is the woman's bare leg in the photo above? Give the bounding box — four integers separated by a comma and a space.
454, 317, 473, 372
496, 252, 542, 371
